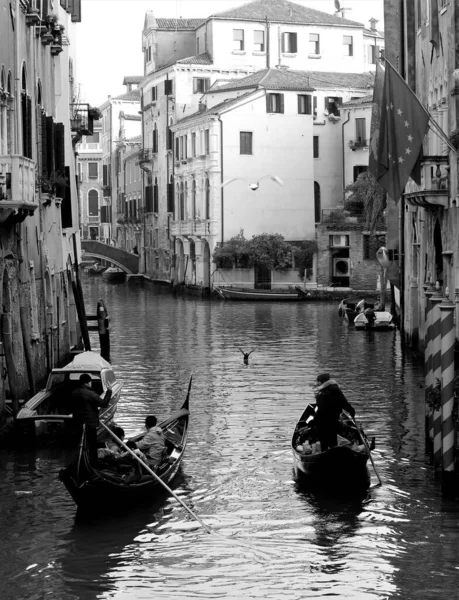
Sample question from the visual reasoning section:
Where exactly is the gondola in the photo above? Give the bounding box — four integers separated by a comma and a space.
291, 403, 373, 490
59, 383, 190, 511
214, 286, 309, 301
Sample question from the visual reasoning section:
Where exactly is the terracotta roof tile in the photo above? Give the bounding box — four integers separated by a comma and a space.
122, 76, 143, 85
342, 94, 374, 107
155, 18, 205, 30
113, 89, 141, 102
211, 0, 363, 27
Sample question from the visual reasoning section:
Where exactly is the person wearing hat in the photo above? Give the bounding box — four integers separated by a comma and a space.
71, 373, 113, 464
314, 373, 355, 452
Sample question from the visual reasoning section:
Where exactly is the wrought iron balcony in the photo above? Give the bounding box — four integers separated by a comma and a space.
348, 139, 368, 150
70, 104, 100, 137
404, 156, 449, 208
0, 155, 38, 224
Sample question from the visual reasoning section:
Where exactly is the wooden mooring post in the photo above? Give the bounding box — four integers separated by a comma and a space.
86, 299, 110, 362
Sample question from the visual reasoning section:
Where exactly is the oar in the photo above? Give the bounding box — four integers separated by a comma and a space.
100, 422, 212, 534
343, 411, 382, 487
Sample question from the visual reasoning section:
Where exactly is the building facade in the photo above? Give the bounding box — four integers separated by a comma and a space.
0, 0, 87, 422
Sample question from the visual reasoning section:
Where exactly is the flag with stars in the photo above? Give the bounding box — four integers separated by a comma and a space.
376, 61, 429, 202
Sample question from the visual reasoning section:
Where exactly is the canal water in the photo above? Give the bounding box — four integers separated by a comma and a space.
1, 276, 459, 600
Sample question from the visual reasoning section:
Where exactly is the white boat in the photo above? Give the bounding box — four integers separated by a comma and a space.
102, 267, 127, 283
16, 351, 122, 441
354, 310, 395, 330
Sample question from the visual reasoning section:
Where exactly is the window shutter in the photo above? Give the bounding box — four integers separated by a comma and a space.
70, 0, 81, 22
266, 94, 272, 113
306, 95, 312, 114
46, 116, 55, 177
281, 33, 285, 53
154, 183, 158, 212
165, 79, 173, 95
61, 166, 73, 228
292, 34, 298, 53
26, 96, 32, 158
41, 111, 48, 178
279, 94, 284, 114
167, 182, 174, 213
193, 79, 198, 93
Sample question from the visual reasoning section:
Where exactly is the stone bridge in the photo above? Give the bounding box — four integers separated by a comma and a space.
81, 240, 140, 274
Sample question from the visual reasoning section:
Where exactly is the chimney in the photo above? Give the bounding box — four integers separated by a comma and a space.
369, 18, 378, 32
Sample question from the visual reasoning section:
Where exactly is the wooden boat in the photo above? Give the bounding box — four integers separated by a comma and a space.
59, 387, 190, 511
215, 286, 310, 301
86, 263, 106, 276
291, 403, 372, 489
102, 267, 127, 283
15, 351, 122, 441
354, 310, 395, 330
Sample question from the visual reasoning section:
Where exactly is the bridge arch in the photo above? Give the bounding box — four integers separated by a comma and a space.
81, 240, 140, 274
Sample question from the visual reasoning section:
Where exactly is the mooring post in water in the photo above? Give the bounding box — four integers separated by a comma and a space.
431, 291, 443, 467
440, 298, 456, 493
97, 299, 110, 362
424, 284, 435, 454
1, 313, 20, 415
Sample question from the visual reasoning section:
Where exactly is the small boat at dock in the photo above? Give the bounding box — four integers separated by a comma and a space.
291, 403, 373, 489
215, 286, 310, 301
15, 351, 122, 442
59, 382, 190, 511
102, 267, 127, 283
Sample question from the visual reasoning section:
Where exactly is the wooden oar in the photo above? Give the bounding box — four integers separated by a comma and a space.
100, 422, 212, 534
343, 411, 382, 487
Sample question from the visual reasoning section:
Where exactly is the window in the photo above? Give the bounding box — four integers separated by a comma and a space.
309, 33, 319, 54
314, 182, 321, 223
368, 44, 376, 64
175, 137, 179, 159
193, 78, 210, 94
343, 35, 353, 56
233, 29, 244, 51
205, 176, 210, 219
282, 32, 297, 53
164, 79, 173, 95
240, 131, 253, 155
88, 189, 99, 216
191, 179, 196, 219
325, 96, 342, 116
86, 132, 100, 144
353, 165, 368, 181
88, 162, 98, 179
153, 178, 158, 212
298, 95, 312, 115
151, 86, 157, 102
147, 45, 152, 62
153, 124, 158, 153
313, 136, 319, 158
191, 132, 196, 157
266, 93, 284, 114
254, 30, 265, 51
313, 95, 318, 117
355, 118, 366, 144
204, 129, 210, 155
363, 234, 386, 260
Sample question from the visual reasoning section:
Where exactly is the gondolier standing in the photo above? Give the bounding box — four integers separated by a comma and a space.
314, 373, 355, 452
71, 373, 113, 464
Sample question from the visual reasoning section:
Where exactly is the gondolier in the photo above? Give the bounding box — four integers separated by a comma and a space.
71, 373, 113, 464
314, 373, 355, 452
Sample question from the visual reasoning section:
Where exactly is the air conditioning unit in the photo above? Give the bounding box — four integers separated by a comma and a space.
333, 258, 350, 277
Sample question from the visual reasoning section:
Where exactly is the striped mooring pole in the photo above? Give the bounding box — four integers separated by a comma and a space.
424, 284, 435, 453
440, 298, 456, 493
431, 291, 443, 468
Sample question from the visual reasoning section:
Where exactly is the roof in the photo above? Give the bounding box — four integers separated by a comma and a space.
113, 89, 141, 102
123, 114, 142, 121
123, 76, 143, 85
210, 0, 364, 27
210, 69, 375, 93
342, 94, 373, 107
159, 51, 214, 71
155, 18, 206, 30
173, 91, 259, 127
363, 28, 385, 39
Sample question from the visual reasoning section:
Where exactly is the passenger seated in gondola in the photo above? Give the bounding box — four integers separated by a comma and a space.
314, 373, 355, 452
98, 427, 126, 461
130, 415, 165, 472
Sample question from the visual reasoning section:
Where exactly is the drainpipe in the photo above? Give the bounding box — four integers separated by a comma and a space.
218, 116, 224, 245
341, 109, 351, 195
265, 16, 270, 69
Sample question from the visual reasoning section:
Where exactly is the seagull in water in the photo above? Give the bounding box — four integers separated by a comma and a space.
239, 348, 255, 365
221, 175, 283, 191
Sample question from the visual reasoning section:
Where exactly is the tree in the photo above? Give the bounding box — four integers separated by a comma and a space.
344, 172, 386, 232
212, 230, 250, 268
292, 240, 318, 279
247, 233, 293, 271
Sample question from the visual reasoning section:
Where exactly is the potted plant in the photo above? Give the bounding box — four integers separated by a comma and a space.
37, 170, 69, 195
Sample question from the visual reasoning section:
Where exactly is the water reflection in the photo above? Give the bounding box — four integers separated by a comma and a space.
2, 278, 459, 599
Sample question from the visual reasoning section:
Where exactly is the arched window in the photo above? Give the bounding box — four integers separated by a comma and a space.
314, 181, 321, 223
180, 182, 184, 220
191, 178, 196, 219
184, 181, 188, 219
205, 176, 210, 219
0, 67, 4, 91
88, 189, 99, 216
153, 122, 158, 152
37, 80, 42, 106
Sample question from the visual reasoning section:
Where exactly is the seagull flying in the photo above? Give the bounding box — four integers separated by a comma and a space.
221, 175, 284, 191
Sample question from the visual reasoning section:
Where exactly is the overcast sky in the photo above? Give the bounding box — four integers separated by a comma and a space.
75, 0, 384, 107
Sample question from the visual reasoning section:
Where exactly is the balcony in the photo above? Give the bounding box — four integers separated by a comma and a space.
170, 218, 214, 237
137, 148, 152, 172
404, 156, 449, 208
0, 155, 37, 224
348, 139, 368, 150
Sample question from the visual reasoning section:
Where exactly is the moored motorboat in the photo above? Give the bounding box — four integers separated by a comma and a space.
291, 403, 372, 489
102, 267, 127, 283
338, 297, 375, 323
354, 310, 395, 330
59, 381, 191, 511
16, 351, 122, 441
215, 286, 308, 301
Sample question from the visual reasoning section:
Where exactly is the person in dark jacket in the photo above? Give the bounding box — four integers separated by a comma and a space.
71, 373, 113, 464
314, 373, 355, 451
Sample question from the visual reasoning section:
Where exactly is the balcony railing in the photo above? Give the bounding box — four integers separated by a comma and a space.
170, 218, 214, 236
0, 155, 38, 223
404, 156, 449, 207
348, 139, 368, 150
